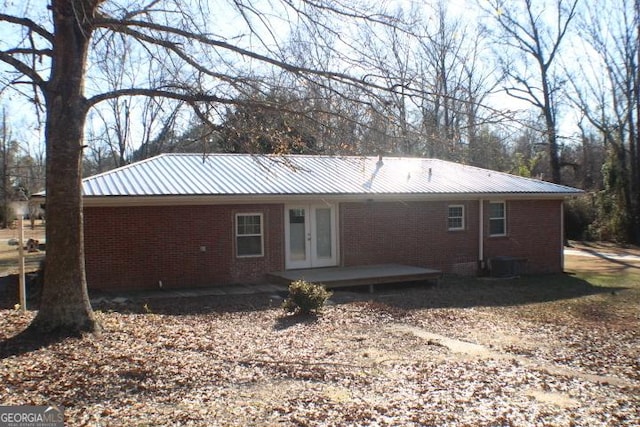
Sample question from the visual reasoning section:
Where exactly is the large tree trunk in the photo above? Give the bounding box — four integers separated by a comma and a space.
541, 71, 561, 184
635, 0, 640, 243
29, 0, 99, 334
1, 110, 10, 229
546, 117, 561, 184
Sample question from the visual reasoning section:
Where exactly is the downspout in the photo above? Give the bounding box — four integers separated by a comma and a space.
478, 199, 484, 272
560, 200, 565, 271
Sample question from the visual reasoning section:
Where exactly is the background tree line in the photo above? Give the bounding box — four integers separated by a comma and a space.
0, 109, 45, 228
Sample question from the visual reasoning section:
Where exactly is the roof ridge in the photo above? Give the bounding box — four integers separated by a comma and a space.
158, 153, 443, 161
83, 154, 166, 182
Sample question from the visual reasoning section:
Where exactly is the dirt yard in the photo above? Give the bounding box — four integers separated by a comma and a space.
0, 221, 45, 275
1, 245, 639, 426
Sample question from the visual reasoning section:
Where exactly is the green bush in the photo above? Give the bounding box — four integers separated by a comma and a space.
564, 195, 597, 240
282, 280, 332, 315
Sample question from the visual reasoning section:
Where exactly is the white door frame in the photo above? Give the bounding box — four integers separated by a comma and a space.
284, 203, 338, 269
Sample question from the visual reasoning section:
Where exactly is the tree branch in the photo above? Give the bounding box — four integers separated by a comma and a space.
0, 51, 46, 89
85, 87, 238, 108
95, 21, 255, 92
291, 0, 398, 28
545, 0, 579, 68
504, 86, 543, 109
93, 16, 393, 93
121, 0, 164, 20
494, 7, 538, 56
0, 13, 54, 44
4, 48, 53, 56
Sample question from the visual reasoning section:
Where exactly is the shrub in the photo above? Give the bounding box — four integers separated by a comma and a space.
564, 195, 597, 240
282, 280, 332, 315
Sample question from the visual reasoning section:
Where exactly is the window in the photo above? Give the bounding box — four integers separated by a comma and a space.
447, 205, 465, 230
489, 201, 506, 236
236, 213, 263, 257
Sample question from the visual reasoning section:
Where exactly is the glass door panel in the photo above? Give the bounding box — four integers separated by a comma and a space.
288, 208, 307, 261
315, 208, 332, 259
285, 204, 337, 269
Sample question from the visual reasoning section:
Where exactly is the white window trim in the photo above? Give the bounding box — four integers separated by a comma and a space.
235, 212, 264, 258
488, 201, 507, 237
447, 204, 465, 231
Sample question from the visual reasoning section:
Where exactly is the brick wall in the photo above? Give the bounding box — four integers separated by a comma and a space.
483, 199, 563, 274
84, 204, 284, 290
340, 199, 563, 275
340, 200, 479, 272
85, 198, 563, 289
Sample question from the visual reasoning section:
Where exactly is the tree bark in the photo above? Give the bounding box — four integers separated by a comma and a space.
635, 0, 640, 242
538, 27, 561, 184
544, 104, 561, 184
1, 109, 10, 229
29, 0, 99, 334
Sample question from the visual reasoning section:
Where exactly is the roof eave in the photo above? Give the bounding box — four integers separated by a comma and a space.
80, 191, 582, 207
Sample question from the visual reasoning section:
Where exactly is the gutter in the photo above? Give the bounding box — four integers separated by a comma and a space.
76, 192, 580, 208
479, 199, 484, 271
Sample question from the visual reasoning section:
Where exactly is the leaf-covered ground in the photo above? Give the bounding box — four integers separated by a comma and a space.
1, 253, 639, 426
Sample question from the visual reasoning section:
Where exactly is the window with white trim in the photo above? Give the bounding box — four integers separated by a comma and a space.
489, 201, 506, 236
236, 213, 264, 257
447, 205, 465, 231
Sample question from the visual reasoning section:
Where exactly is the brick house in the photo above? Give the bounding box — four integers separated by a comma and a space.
80, 154, 582, 290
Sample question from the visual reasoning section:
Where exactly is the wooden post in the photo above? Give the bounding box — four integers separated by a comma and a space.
18, 216, 26, 312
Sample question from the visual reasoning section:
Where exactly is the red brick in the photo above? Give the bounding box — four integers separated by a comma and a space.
340, 199, 562, 275
84, 199, 563, 290
84, 204, 284, 290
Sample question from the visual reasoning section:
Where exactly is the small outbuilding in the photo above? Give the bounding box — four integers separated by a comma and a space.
79, 154, 582, 290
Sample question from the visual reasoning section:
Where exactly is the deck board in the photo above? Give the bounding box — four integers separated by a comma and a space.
267, 264, 442, 288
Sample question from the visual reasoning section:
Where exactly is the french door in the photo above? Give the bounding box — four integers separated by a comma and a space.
285, 204, 337, 269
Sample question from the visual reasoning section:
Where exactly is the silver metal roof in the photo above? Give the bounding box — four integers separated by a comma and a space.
82, 153, 583, 198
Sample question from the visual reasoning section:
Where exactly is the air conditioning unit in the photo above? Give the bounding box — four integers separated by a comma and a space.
489, 256, 527, 278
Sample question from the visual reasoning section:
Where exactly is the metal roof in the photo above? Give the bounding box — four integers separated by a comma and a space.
82, 153, 583, 198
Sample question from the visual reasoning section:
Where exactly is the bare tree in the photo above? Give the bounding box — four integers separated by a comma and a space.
89, 32, 186, 165
360, 6, 418, 155
83, 111, 119, 175
134, 99, 184, 159
569, 0, 639, 241
482, 0, 579, 183
461, 26, 504, 168
0, 107, 13, 228
418, 2, 466, 158
0, 0, 415, 334
352, 2, 506, 162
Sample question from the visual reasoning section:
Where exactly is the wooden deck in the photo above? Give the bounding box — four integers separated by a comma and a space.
267, 264, 442, 289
